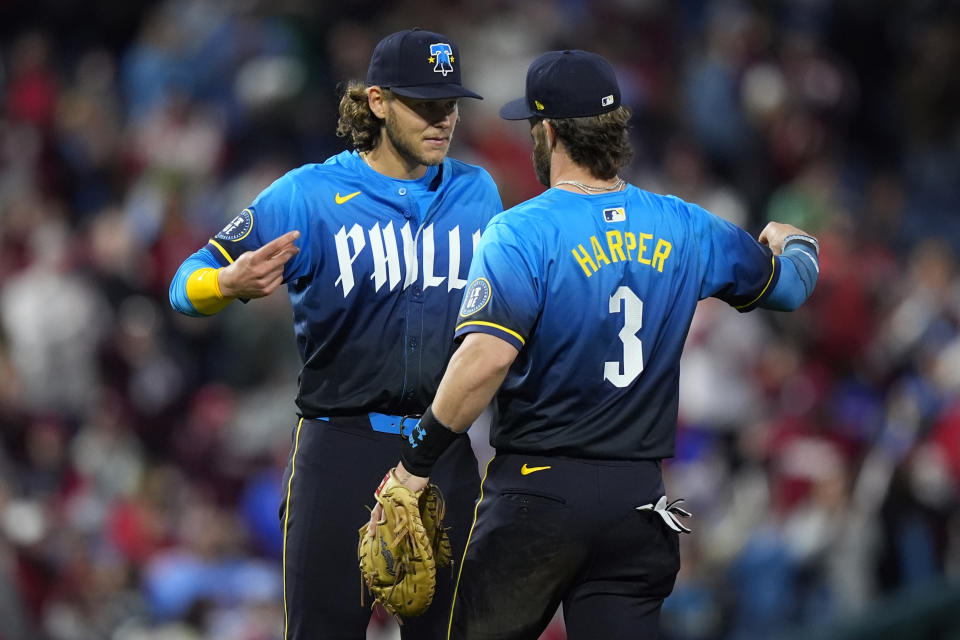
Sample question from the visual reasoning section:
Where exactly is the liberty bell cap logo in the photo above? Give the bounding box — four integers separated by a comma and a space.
429, 42, 454, 76
366, 29, 482, 100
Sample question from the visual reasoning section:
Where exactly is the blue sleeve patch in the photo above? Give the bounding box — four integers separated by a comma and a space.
460, 278, 492, 316
215, 208, 254, 242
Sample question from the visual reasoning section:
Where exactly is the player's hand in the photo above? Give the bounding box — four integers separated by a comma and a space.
366, 462, 430, 537
218, 230, 300, 299
758, 222, 815, 256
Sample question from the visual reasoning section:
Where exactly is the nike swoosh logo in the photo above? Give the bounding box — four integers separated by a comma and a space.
520, 464, 552, 475
335, 191, 361, 205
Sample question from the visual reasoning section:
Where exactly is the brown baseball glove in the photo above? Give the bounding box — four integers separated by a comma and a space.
358, 469, 451, 619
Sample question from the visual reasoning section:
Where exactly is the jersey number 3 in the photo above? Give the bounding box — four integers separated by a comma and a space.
604, 286, 644, 388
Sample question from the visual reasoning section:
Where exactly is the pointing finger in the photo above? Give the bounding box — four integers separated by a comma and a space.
258, 230, 300, 257
268, 245, 300, 266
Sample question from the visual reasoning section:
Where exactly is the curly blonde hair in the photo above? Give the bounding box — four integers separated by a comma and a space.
336, 81, 393, 152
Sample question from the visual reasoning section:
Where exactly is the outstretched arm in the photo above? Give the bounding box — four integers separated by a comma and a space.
758, 222, 819, 311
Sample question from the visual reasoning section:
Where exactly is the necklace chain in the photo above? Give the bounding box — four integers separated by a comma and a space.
554, 177, 625, 193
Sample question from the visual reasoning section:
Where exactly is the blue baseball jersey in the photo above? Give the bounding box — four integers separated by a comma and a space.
203, 150, 502, 417
455, 186, 778, 460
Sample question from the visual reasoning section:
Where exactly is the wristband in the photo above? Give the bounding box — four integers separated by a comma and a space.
779, 236, 820, 302
399, 405, 459, 477
185, 267, 232, 315
782, 233, 819, 255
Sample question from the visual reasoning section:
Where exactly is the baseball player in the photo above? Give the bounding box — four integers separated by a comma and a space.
169, 29, 502, 640
369, 50, 820, 639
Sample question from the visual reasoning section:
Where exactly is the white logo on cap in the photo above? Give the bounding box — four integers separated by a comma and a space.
601, 95, 614, 107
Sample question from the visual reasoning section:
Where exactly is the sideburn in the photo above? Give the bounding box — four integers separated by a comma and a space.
532, 125, 552, 187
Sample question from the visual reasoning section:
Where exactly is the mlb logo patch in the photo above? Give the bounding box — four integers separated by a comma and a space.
603, 207, 626, 223
601, 94, 615, 107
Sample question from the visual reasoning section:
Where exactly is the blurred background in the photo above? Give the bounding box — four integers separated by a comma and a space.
0, 0, 958, 639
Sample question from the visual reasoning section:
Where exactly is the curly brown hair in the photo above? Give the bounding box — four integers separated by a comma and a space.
548, 106, 633, 180
336, 81, 392, 152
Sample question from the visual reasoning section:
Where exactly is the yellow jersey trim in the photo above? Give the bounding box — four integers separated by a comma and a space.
282, 418, 305, 640
208, 239, 235, 264
455, 321, 526, 346
448, 455, 495, 639
734, 254, 777, 310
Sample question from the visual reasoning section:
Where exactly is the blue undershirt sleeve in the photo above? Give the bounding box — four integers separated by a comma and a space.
761, 238, 820, 311
169, 247, 222, 317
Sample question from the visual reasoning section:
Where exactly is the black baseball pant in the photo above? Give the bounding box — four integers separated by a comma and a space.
280, 417, 480, 640
448, 453, 681, 640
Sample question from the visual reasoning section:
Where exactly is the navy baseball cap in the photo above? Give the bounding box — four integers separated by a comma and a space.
500, 50, 621, 120
366, 28, 482, 100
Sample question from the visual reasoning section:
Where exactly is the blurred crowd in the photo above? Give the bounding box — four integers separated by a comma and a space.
0, 1, 958, 639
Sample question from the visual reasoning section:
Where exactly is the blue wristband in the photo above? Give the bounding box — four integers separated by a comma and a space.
783, 233, 819, 255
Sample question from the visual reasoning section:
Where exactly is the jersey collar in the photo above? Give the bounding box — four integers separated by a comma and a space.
351, 150, 444, 191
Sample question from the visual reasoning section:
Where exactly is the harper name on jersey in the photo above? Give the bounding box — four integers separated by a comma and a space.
571, 230, 673, 277
453, 186, 776, 460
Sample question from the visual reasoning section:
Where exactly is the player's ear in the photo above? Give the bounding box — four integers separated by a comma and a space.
367, 86, 388, 120
542, 119, 557, 150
